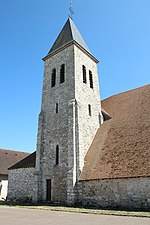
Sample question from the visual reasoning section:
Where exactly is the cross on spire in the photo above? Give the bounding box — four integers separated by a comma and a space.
69, 0, 74, 19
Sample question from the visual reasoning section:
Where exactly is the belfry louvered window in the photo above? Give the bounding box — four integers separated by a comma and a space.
51, 68, 56, 87
60, 64, 65, 83
89, 70, 93, 89
82, 65, 87, 84
56, 145, 59, 165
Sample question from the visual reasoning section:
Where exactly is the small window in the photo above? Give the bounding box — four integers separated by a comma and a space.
88, 104, 92, 116
56, 103, 58, 114
60, 64, 65, 83
51, 68, 56, 87
89, 70, 93, 89
82, 65, 87, 84
56, 145, 59, 165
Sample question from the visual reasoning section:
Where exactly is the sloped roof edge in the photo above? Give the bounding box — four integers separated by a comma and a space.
102, 84, 150, 102
9, 151, 36, 170
0, 149, 30, 175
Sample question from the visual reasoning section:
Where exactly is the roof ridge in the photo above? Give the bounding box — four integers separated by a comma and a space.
69, 18, 90, 53
0, 148, 30, 154
102, 84, 150, 102
68, 17, 73, 40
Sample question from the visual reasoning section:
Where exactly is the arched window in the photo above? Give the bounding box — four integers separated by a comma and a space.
89, 70, 93, 89
56, 145, 59, 165
51, 68, 56, 87
60, 64, 65, 83
82, 65, 87, 84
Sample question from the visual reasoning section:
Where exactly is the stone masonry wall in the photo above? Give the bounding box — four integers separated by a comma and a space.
35, 43, 102, 204
35, 45, 75, 203
8, 168, 35, 201
74, 45, 101, 177
80, 177, 150, 210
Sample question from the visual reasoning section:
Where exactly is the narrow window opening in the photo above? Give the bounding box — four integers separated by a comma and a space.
89, 70, 93, 89
88, 104, 92, 116
51, 68, 56, 87
56, 103, 58, 114
46, 179, 51, 201
60, 64, 65, 83
56, 145, 59, 165
82, 65, 87, 83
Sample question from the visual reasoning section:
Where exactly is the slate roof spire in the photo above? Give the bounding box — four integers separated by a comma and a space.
48, 17, 90, 55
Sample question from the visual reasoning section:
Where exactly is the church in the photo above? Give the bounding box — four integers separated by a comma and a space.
7, 17, 150, 210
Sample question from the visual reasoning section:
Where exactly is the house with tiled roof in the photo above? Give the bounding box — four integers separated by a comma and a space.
0, 149, 29, 200
7, 17, 150, 209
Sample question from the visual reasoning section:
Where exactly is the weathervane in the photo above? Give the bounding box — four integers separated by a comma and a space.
69, 0, 74, 19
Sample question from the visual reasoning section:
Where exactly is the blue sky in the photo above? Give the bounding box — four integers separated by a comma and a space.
0, 0, 150, 152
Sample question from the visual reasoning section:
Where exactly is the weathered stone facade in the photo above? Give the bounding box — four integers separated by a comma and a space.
80, 177, 150, 210
8, 168, 35, 201
34, 39, 101, 204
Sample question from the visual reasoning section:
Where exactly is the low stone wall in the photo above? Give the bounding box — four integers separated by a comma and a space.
80, 177, 150, 210
7, 168, 35, 201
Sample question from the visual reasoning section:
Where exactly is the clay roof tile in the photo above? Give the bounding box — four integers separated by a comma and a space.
80, 84, 150, 181
0, 149, 30, 175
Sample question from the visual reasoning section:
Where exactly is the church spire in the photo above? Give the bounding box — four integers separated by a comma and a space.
46, 18, 90, 56
69, 0, 74, 19
43, 10, 98, 63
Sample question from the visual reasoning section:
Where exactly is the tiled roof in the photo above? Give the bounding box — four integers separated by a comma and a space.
80, 84, 150, 181
9, 151, 36, 170
0, 149, 30, 175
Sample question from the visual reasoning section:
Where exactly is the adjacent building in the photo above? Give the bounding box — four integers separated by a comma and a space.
0, 149, 29, 200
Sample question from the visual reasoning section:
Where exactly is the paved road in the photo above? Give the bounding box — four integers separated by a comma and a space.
0, 206, 150, 225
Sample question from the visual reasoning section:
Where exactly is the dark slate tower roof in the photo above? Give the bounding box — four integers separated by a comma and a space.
48, 18, 90, 55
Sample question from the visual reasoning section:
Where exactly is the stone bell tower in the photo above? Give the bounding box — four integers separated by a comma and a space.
34, 17, 101, 204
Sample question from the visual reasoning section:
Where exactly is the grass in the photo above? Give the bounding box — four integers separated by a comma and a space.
0, 201, 150, 218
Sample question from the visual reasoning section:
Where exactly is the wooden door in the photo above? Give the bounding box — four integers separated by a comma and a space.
46, 179, 51, 201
